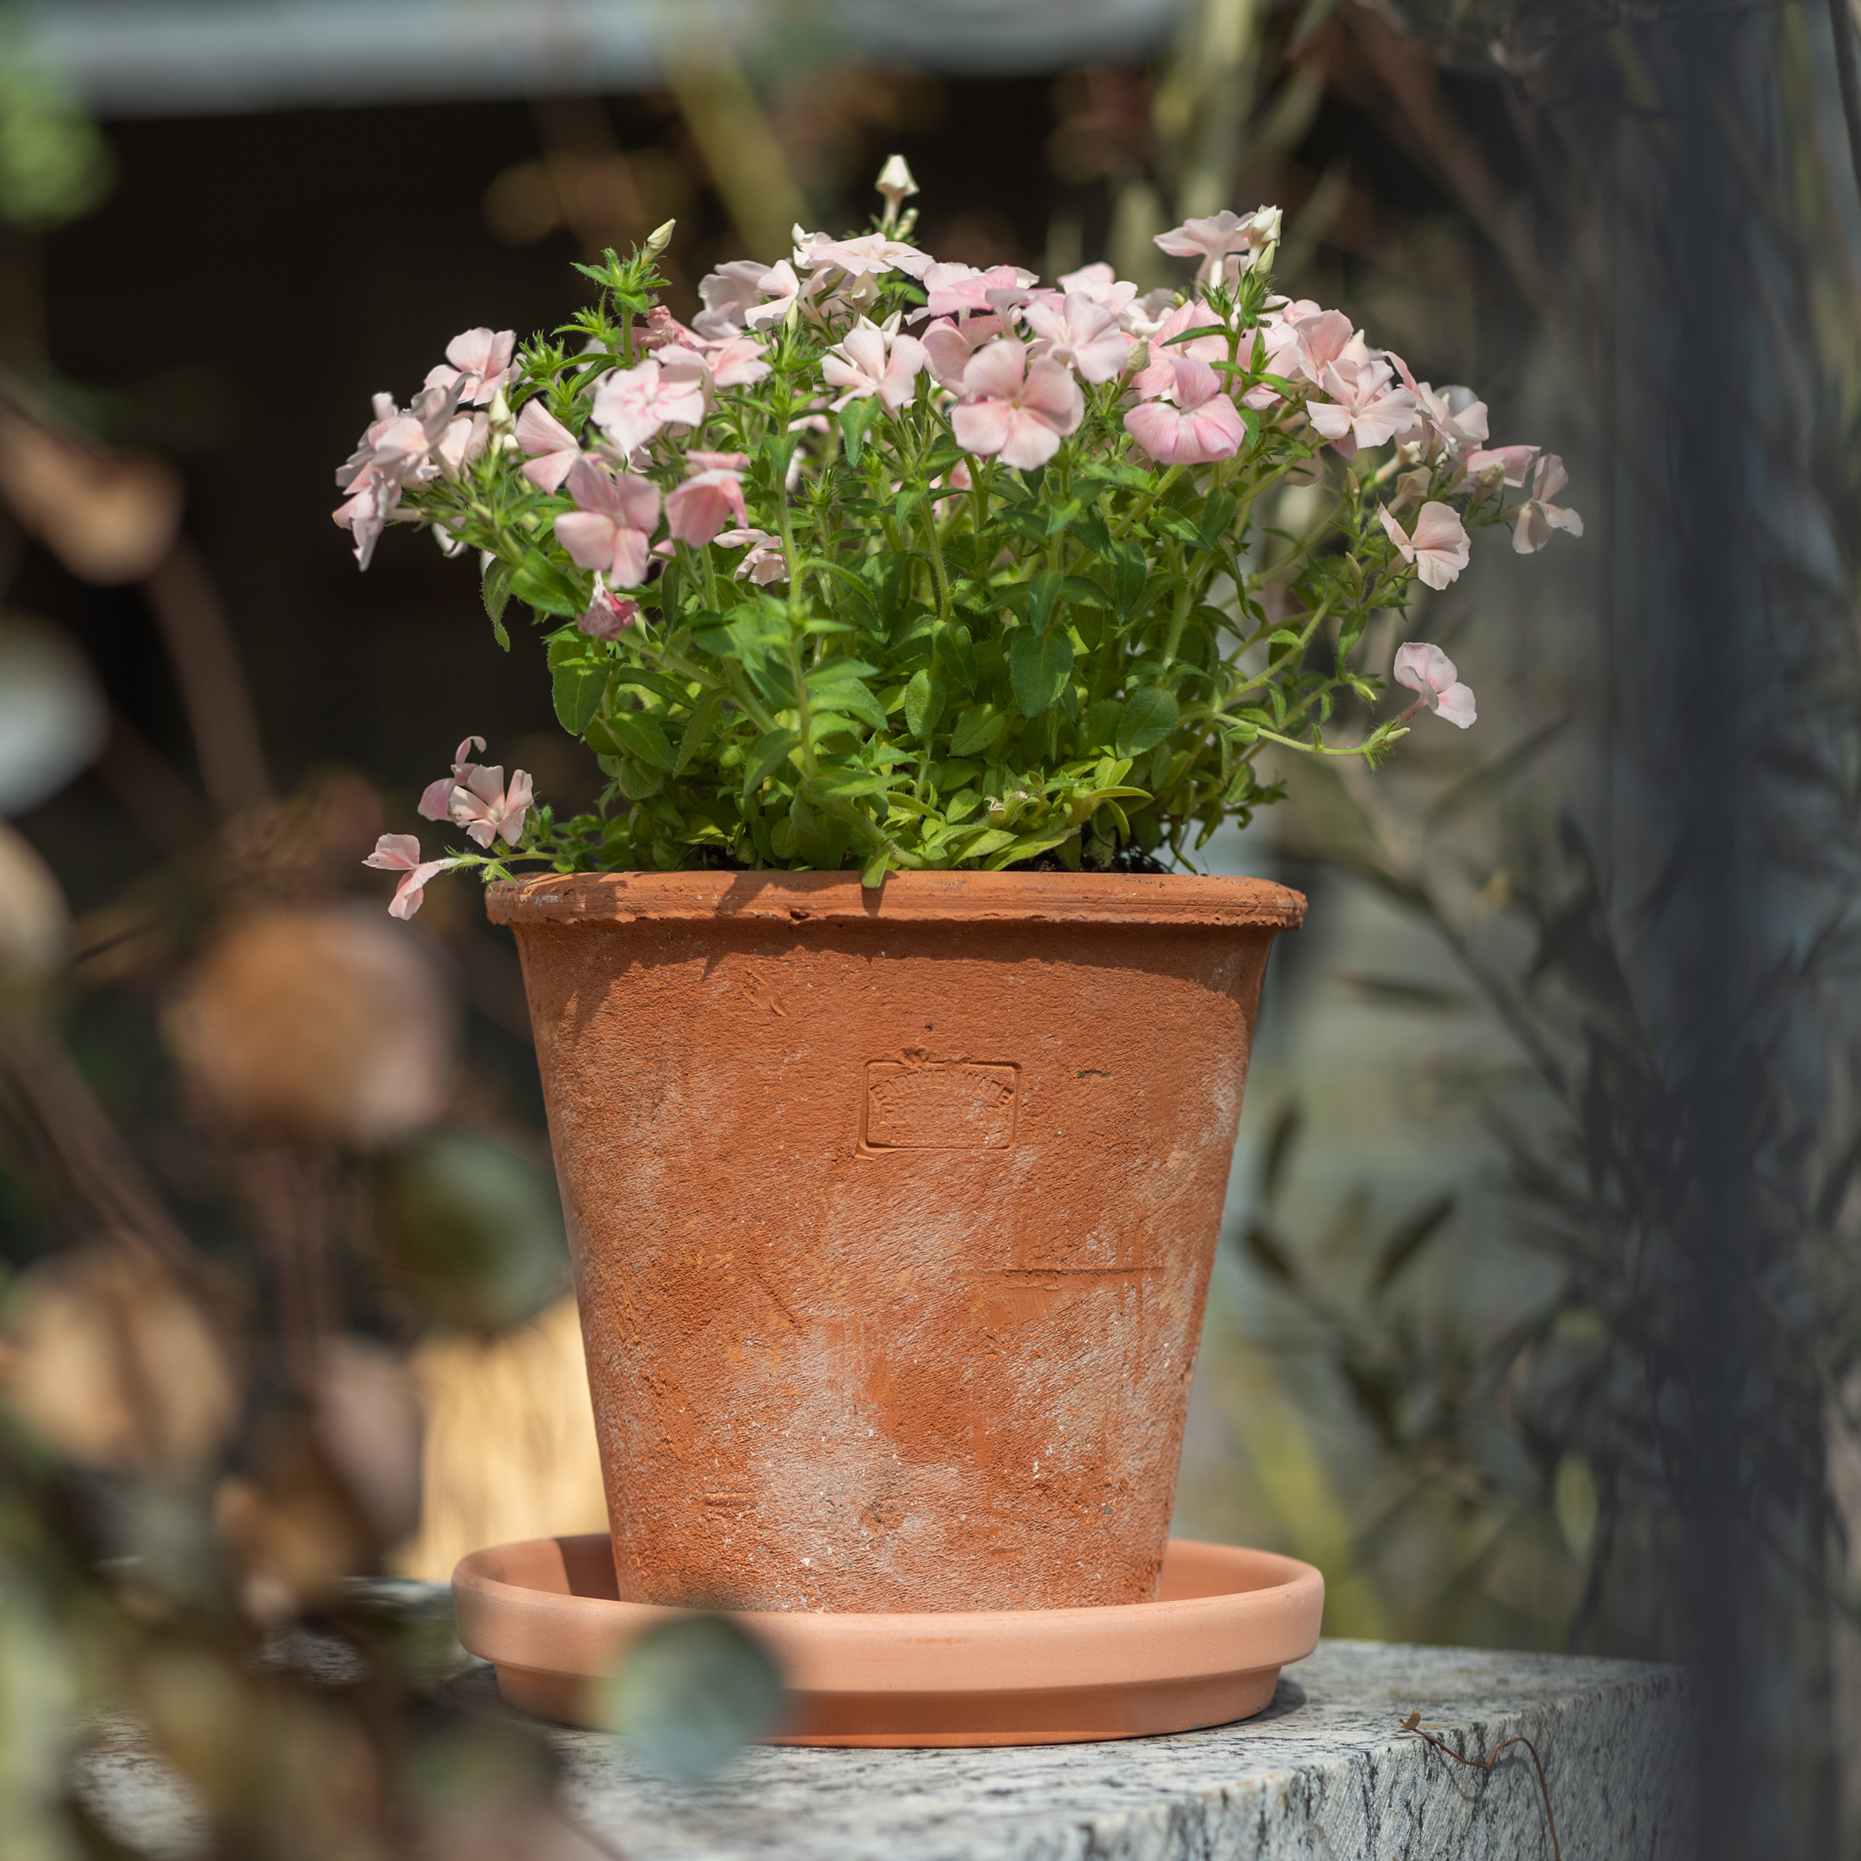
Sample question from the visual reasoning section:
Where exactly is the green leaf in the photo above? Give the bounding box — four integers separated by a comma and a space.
674, 688, 725, 776
599, 1613, 783, 1781
509, 551, 587, 619
482, 557, 513, 648
1021, 568, 1064, 633
1116, 687, 1179, 755
949, 704, 1009, 757
951, 826, 1017, 860
1009, 628, 1074, 718
742, 727, 801, 793
904, 665, 946, 739
839, 395, 881, 465
1110, 545, 1149, 620
552, 660, 609, 735
806, 664, 890, 733
934, 622, 978, 695
1371, 1193, 1456, 1294
1198, 490, 1238, 551
606, 707, 677, 771
1082, 698, 1122, 750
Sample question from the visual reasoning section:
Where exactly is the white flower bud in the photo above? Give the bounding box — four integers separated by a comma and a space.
642, 219, 677, 260
876, 154, 918, 207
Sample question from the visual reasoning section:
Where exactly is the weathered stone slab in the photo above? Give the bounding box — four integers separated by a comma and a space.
494, 1636, 1693, 1861
77, 1628, 1693, 1861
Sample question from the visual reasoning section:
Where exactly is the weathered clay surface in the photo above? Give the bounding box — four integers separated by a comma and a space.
490, 871, 1303, 1614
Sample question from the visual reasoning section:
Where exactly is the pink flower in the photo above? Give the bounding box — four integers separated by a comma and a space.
1057, 262, 1139, 321
1393, 642, 1476, 729
363, 834, 460, 920
1022, 293, 1134, 385
332, 475, 398, 571
333, 380, 463, 567
554, 457, 662, 585
591, 355, 706, 454
1124, 356, 1246, 464
447, 764, 535, 848
1120, 287, 1182, 341
714, 527, 788, 584
581, 583, 641, 639
1512, 454, 1583, 554
921, 314, 1004, 391
1283, 309, 1358, 385
916, 262, 1038, 320
1397, 364, 1489, 456
792, 229, 934, 283
435, 411, 488, 475
425, 328, 516, 406
1153, 207, 1281, 284
1128, 299, 1230, 400
694, 259, 799, 339
666, 451, 749, 546
950, 339, 1084, 471
699, 337, 773, 391
418, 736, 487, 823
1464, 444, 1539, 488
821, 318, 928, 411
1378, 501, 1472, 591
514, 400, 582, 493
1307, 357, 1419, 455
412, 738, 535, 847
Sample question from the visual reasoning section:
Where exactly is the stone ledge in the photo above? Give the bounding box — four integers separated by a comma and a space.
498, 1636, 1695, 1861
76, 1630, 1694, 1861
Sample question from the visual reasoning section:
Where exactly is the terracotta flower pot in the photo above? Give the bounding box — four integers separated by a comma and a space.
490, 869, 1302, 1614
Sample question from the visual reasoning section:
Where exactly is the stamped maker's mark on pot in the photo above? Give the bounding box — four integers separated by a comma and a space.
863, 1058, 1019, 1151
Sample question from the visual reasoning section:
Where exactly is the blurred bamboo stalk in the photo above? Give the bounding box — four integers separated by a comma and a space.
1156, 0, 1264, 221
141, 538, 272, 823
1339, 6, 1557, 326
650, 2, 807, 261
0, 1023, 240, 1315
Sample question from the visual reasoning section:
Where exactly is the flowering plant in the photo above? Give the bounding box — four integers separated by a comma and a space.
338, 161, 1577, 917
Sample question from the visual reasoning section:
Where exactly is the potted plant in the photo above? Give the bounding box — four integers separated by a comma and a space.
337, 161, 1576, 1615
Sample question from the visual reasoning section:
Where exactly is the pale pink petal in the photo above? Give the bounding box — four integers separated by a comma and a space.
1466, 444, 1538, 487
1019, 357, 1085, 433
363, 833, 423, 873
1410, 501, 1471, 589
961, 338, 1028, 402
995, 409, 1063, 471
417, 777, 455, 822
387, 861, 450, 919
1394, 642, 1457, 695
611, 473, 662, 534
1434, 682, 1477, 728
1378, 505, 1415, 562
554, 511, 622, 572
950, 398, 1015, 457
666, 474, 747, 546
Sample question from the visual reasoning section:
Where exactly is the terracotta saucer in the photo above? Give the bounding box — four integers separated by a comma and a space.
452, 1535, 1324, 1748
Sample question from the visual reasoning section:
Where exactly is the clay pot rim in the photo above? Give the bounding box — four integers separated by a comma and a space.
452, 1535, 1325, 1693
487, 868, 1305, 929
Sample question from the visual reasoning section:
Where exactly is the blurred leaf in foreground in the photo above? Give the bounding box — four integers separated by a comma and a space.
599, 1613, 782, 1780
374, 1129, 567, 1334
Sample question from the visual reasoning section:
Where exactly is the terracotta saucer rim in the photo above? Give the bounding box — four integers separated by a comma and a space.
452, 1535, 1325, 1693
